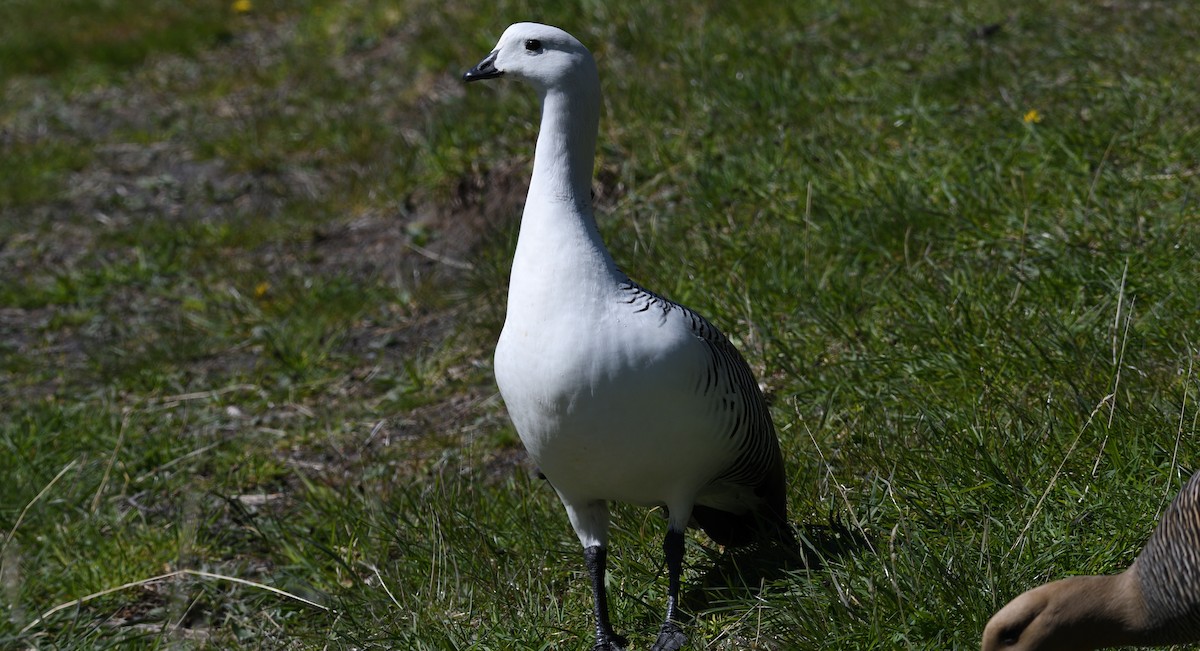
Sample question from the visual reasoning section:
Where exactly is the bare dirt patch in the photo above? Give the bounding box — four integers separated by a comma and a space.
299, 159, 528, 291
0, 17, 487, 397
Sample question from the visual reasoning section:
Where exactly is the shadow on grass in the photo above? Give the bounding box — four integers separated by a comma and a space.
684, 515, 872, 613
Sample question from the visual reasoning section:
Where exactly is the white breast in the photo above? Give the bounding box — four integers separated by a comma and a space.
495, 285, 744, 507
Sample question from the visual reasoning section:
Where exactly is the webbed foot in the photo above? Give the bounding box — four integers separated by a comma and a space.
649, 621, 686, 651
594, 631, 629, 651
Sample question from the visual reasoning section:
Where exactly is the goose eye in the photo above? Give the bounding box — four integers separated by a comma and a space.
524, 39, 542, 52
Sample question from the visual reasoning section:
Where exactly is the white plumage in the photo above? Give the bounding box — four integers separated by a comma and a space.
465, 23, 790, 651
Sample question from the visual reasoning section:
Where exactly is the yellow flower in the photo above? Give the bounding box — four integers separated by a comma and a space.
232, 0, 252, 13
1023, 109, 1042, 124
254, 282, 270, 298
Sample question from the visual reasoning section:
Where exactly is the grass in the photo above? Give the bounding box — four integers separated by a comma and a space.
1, 0, 1199, 649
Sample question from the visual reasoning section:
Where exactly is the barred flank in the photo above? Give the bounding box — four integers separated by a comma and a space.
1136, 471, 1200, 643
618, 282, 788, 546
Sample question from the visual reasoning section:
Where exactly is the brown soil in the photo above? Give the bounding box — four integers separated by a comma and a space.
0, 14, 537, 401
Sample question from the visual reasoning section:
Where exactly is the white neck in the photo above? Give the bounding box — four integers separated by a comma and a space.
507, 71, 623, 313
529, 85, 599, 208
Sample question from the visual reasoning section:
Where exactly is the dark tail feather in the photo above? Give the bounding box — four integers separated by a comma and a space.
695, 429, 792, 547
692, 505, 760, 547
692, 500, 792, 548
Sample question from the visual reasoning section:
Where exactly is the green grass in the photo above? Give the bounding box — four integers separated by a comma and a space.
0, 0, 237, 80
2, 0, 1199, 649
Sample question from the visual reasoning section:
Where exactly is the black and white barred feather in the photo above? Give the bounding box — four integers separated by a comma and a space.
617, 281, 788, 546
1135, 471, 1200, 643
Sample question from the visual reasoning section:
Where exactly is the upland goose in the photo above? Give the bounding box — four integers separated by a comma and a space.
464, 23, 790, 651
982, 471, 1200, 650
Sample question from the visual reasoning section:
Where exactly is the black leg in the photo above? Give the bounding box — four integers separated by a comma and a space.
651, 529, 688, 651
584, 545, 627, 651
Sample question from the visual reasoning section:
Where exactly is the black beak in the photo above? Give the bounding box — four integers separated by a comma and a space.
463, 51, 503, 82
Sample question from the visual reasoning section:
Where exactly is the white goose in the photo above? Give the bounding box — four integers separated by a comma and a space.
464, 23, 790, 651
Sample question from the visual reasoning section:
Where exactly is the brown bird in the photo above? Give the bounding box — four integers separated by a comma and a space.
982, 471, 1200, 651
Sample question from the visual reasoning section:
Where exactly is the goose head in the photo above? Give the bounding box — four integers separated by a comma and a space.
463, 22, 595, 92
982, 574, 1146, 651
982, 584, 1065, 651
